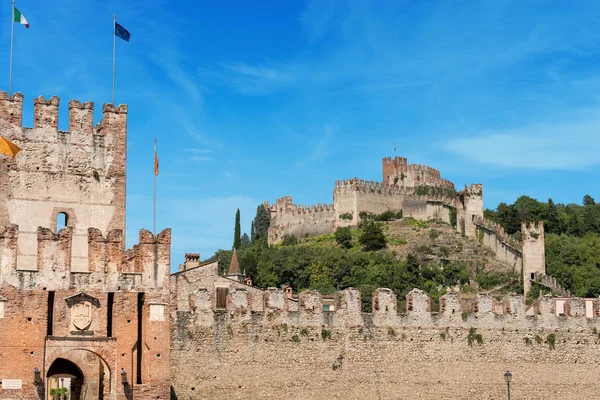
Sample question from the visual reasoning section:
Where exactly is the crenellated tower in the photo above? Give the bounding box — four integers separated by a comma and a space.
0, 92, 170, 400
0, 92, 127, 272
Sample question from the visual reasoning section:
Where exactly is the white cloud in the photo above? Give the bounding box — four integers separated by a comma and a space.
444, 114, 600, 170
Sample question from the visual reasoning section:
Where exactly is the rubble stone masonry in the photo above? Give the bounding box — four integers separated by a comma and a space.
171, 284, 600, 400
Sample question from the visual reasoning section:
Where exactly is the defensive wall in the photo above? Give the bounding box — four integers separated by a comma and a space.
267, 196, 335, 243
170, 266, 600, 399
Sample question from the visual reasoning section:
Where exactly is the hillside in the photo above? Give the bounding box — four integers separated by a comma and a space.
209, 217, 521, 312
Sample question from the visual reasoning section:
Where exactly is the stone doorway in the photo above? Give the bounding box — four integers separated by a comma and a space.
47, 358, 83, 400
46, 351, 111, 400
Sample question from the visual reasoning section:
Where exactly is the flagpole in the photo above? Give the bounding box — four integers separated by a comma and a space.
112, 14, 116, 105
153, 138, 157, 236
9, 0, 15, 97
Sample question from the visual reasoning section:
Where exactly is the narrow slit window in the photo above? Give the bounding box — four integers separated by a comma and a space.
47, 291, 55, 336
107, 292, 114, 337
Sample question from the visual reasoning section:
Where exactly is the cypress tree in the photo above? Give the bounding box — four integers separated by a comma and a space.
233, 208, 241, 249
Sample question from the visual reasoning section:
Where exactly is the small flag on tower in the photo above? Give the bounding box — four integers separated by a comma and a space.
14, 7, 29, 29
115, 22, 130, 42
154, 140, 159, 176
0, 136, 21, 158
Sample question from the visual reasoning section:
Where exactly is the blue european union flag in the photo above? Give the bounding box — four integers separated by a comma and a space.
115, 22, 130, 42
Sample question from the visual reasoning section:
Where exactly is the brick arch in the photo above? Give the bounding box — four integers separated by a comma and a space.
46, 348, 114, 400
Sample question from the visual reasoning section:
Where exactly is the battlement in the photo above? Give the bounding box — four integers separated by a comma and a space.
0, 224, 171, 291
271, 196, 334, 215
473, 216, 522, 250
522, 221, 544, 240
182, 286, 600, 331
462, 183, 483, 197
0, 91, 127, 135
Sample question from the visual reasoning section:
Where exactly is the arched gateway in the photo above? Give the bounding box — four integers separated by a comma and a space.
46, 350, 111, 400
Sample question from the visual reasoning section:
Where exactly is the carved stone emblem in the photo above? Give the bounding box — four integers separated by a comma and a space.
65, 292, 100, 334
72, 301, 92, 331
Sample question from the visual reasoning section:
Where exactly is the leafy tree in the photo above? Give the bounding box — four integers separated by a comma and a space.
583, 194, 596, 206
335, 227, 352, 248
546, 198, 562, 234
252, 204, 270, 241
233, 208, 241, 249
359, 221, 387, 251
240, 233, 250, 248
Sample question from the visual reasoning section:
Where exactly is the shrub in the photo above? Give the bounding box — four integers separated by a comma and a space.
291, 334, 300, 343
534, 334, 543, 345
387, 326, 396, 337
359, 221, 387, 251
282, 234, 298, 246
339, 213, 353, 220
335, 227, 353, 249
439, 246, 451, 258
300, 328, 309, 337
428, 229, 441, 241
524, 337, 532, 346
546, 333, 556, 350
321, 329, 332, 340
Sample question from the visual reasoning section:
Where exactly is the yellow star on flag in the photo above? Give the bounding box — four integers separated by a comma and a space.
0, 136, 21, 158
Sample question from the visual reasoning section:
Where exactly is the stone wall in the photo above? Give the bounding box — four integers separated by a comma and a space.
0, 92, 127, 272
474, 216, 523, 270
171, 286, 600, 400
267, 196, 335, 243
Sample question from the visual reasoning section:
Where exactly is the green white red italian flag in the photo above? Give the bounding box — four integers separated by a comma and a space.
14, 7, 29, 29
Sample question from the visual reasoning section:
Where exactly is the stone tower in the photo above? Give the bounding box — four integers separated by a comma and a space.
0, 92, 171, 400
522, 221, 546, 295
455, 184, 484, 238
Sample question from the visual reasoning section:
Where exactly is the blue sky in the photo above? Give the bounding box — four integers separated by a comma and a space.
2, 0, 600, 270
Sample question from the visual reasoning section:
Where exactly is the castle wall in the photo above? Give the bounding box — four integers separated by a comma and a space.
0, 92, 127, 272
474, 217, 523, 271
267, 197, 335, 242
171, 286, 600, 400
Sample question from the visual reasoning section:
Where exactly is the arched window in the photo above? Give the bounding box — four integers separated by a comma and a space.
56, 212, 68, 232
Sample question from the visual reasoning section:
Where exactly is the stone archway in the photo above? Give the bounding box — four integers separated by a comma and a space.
47, 350, 111, 400
47, 358, 84, 400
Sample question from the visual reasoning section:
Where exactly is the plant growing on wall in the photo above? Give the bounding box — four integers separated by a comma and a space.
546, 333, 556, 350
467, 327, 483, 346
339, 212, 353, 220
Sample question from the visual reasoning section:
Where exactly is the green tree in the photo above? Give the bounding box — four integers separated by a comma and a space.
546, 198, 562, 234
359, 221, 387, 251
252, 204, 270, 241
335, 227, 352, 248
240, 233, 250, 248
583, 194, 596, 206
233, 208, 241, 249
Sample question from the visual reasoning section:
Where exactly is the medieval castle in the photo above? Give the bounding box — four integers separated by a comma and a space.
0, 92, 597, 400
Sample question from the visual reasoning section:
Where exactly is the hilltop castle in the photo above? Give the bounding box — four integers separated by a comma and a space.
265, 156, 567, 297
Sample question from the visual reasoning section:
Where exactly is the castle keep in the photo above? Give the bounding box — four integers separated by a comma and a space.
0, 92, 171, 400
